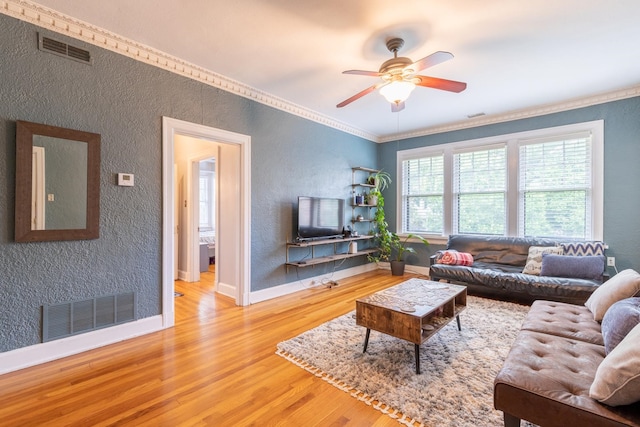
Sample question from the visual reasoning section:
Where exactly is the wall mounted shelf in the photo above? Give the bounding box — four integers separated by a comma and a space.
285, 235, 377, 270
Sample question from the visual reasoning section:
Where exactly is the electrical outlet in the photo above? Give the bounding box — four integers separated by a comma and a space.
607, 257, 616, 267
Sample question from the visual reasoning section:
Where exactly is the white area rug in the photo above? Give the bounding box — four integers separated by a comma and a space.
277, 293, 531, 427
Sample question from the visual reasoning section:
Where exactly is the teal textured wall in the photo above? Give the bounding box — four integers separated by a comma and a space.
0, 14, 374, 352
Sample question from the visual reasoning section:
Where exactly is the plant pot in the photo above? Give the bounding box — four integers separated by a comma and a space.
368, 195, 378, 206
390, 260, 405, 276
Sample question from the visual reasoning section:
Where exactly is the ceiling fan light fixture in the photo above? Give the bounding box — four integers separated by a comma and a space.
379, 80, 415, 104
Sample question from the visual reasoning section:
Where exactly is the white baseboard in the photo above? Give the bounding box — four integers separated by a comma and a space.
0, 315, 164, 375
217, 281, 236, 299
250, 263, 379, 304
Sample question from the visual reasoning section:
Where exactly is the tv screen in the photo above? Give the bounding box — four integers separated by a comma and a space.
297, 196, 345, 240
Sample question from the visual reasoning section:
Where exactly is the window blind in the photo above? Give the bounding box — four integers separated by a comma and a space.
518, 132, 592, 238
401, 155, 444, 234
453, 146, 506, 235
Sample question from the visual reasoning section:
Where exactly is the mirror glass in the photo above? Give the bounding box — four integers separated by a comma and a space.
15, 121, 100, 242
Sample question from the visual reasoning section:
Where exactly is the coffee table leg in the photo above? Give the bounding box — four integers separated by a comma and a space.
415, 344, 421, 374
456, 314, 461, 331
363, 328, 371, 353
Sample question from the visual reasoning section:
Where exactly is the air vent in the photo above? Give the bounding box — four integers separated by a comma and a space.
42, 292, 137, 342
38, 34, 93, 65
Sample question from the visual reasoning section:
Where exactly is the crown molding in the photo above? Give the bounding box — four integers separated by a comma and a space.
3, 0, 639, 145
379, 85, 640, 143
0, 0, 379, 142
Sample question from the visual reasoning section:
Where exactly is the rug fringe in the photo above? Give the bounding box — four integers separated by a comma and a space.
276, 348, 422, 426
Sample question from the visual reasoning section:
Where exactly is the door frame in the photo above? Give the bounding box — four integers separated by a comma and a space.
162, 117, 251, 327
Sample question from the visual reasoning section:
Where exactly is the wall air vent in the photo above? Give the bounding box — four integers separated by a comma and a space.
42, 292, 137, 342
38, 34, 93, 65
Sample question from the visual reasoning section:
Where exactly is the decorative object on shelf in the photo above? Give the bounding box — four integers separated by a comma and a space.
366, 192, 377, 206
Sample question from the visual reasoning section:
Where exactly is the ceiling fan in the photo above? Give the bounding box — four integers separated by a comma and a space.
337, 37, 467, 112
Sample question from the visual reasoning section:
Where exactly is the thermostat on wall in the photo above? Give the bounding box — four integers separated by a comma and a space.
118, 173, 134, 187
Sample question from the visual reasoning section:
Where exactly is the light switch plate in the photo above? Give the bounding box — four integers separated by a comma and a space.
118, 173, 134, 186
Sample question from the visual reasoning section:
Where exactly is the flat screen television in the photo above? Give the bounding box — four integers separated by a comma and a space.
297, 196, 345, 240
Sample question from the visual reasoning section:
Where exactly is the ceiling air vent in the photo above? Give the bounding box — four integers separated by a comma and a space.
38, 34, 93, 65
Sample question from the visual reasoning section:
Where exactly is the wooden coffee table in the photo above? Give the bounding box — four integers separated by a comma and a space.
356, 279, 467, 374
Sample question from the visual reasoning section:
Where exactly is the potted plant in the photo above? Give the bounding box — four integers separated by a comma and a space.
367, 170, 391, 192
366, 171, 390, 207
389, 233, 429, 276
367, 187, 392, 263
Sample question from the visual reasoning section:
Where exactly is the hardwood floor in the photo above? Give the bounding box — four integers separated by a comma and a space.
0, 267, 424, 426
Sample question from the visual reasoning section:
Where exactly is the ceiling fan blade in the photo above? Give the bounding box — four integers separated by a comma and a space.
342, 70, 383, 77
408, 51, 454, 73
336, 83, 386, 108
414, 76, 467, 93
391, 102, 405, 113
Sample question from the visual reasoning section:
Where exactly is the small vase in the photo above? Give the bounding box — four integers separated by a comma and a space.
390, 260, 405, 276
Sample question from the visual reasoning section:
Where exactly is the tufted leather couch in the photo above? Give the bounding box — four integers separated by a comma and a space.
429, 235, 605, 305
494, 300, 640, 426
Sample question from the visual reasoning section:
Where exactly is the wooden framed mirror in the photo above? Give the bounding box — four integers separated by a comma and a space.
15, 120, 100, 242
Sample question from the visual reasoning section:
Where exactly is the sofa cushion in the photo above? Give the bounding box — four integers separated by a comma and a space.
540, 254, 605, 281
429, 263, 601, 303
522, 246, 564, 275
522, 300, 603, 346
601, 297, 640, 354
561, 241, 605, 257
585, 269, 640, 321
590, 323, 640, 406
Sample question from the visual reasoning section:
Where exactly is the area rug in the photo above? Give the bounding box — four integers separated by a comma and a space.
276, 289, 531, 427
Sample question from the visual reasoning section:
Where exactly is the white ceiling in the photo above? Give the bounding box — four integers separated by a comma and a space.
29, 0, 640, 140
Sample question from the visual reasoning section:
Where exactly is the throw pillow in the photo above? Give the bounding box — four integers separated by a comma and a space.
561, 241, 605, 257
590, 323, 640, 406
539, 254, 605, 281
584, 269, 640, 321
522, 246, 564, 275
438, 250, 474, 266
601, 297, 640, 354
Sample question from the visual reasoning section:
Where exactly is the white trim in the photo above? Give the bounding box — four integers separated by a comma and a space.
250, 264, 378, 304
0, 315, 163, 375
2, 0, 639, 143
162, 117, 251, 315
382, 86, 640, 143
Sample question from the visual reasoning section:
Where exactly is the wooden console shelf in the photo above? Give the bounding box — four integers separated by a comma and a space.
285, 235, 377, 270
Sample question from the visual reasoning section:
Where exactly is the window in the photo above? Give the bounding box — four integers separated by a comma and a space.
397, 121, 603, 241
199, 162, 215, 231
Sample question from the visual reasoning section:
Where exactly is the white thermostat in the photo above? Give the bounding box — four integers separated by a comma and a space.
118, 173, 134, 187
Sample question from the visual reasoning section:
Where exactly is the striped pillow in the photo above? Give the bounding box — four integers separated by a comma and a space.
561, 241, 605, 257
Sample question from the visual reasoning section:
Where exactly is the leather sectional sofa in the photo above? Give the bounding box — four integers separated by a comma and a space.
429, 234, 606, 304
494, 299, 640, 426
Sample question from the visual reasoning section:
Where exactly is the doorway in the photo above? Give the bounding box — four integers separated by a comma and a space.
162, 117, 251, 328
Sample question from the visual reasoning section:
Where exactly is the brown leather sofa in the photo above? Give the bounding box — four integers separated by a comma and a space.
429, 235, 606, 305
494, 300, 640, 426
